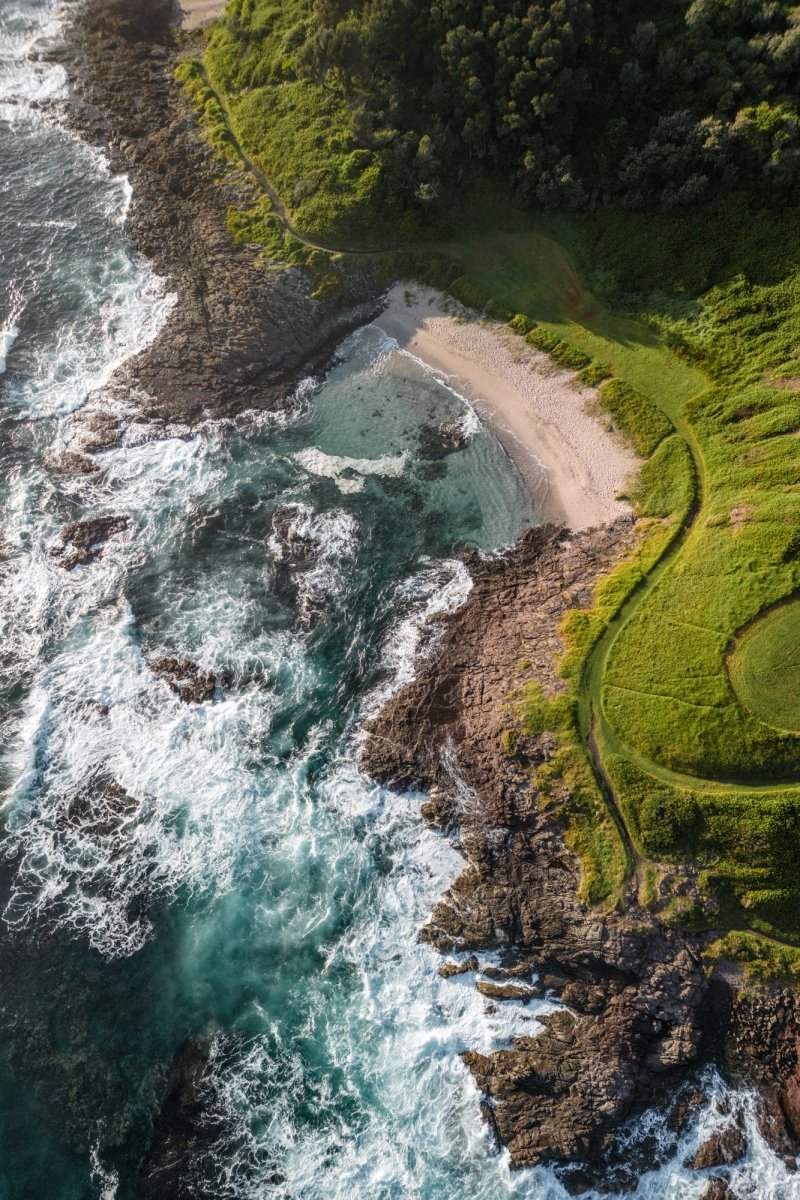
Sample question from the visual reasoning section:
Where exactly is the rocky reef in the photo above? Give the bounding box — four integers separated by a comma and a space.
361, 521, 800, 1189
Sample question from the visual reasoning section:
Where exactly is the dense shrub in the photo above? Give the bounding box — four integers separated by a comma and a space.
597, 378, 673, 455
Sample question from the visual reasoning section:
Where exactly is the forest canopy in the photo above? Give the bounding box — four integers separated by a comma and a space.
208, 0, 800, 219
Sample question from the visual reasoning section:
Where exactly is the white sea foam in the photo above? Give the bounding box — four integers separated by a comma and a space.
364, 557, 473, 714
89, 1145, 119, 1200
0, 325, 20, 374
0, 281, 25, 374
0, 1, 68, 116
5, 266, 176, 420
2, 601, 297, 957
268, 501, 360, 620
294, 446, 409, 494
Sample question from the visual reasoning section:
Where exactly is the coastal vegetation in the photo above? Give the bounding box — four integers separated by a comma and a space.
197, 0, 800, 243
181, 0, 800, 977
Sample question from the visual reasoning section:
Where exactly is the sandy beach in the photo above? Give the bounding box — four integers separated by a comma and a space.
181, 0, 227, 27
376, 284, 638, 530
169, 15, 632, 532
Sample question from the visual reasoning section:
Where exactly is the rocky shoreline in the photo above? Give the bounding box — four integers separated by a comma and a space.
361, 522, 800, 1192
48, 0, 800, 1192
52, 0, 381, 460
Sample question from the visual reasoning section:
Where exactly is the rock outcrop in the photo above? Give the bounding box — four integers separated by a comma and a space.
149, 657, 218, 703
726, 990, 800, 1165
362, 522, 709, 1181
50, 515, 129, 569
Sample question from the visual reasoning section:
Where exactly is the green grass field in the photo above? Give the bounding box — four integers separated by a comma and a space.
729, 600, 800, 733
183, 9, 800, 976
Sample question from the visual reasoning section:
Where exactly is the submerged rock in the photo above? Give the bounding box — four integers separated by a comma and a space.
136, 1036, 228, 1200
149, 657, 218, 703
50, 514, 129, 569
439, 955, 478, 978
62, 778, 140, 839
417, 420, 470, 461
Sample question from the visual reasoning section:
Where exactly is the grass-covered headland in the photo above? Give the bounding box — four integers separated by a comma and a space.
181, 0, 800, 980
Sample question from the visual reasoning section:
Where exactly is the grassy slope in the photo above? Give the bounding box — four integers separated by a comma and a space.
186, 6, 800, 976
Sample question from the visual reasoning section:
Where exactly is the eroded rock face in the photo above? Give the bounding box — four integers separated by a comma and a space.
57, 0, 382, 430
690, 1120, 747, 1169
50, 515, 129, 569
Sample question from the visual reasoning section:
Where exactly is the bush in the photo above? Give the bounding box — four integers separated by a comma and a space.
597, 377, 673, 456
508, 312, 537, 335
526, 327, 591, 370
628, 434, 695, 519
578, 360, 612, 387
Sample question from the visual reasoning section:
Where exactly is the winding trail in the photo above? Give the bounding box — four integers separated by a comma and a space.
196, 64, 391, 257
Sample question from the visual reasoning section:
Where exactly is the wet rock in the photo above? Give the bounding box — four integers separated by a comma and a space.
667, 1089, 709, 1134
43, 450, 97, 475
75, 408, 123, 453
482, 961, 537, 982
690, 1121, 747, 1169
725, 989, 800, 1164
62, 778, 140, 839
439, 955, 478, 978
50, 514, 129, 569
699, 1180, 735, 1200
418, 420, 469, 461
479, 1100, 502, 1152
475, 979, 541, 1002
271, 505, 318, 563
268, 504, 326, 626
420, 785, 458, 830
149, 657, 217, 703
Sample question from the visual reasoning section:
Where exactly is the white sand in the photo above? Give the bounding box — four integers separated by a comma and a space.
180, 0, 227, 28
375, 283, 639, 530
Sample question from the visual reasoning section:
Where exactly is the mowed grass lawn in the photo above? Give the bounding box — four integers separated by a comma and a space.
730, 599, 800, 733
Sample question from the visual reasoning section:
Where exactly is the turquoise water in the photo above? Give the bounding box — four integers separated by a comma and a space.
1, 3, 799, 1198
